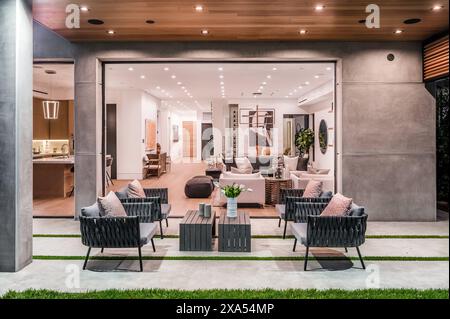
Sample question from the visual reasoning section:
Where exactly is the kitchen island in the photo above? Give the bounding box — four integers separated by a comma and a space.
33, 156, 74, 198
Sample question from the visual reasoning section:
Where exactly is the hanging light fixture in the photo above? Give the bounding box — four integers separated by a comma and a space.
42, 70, 59, 120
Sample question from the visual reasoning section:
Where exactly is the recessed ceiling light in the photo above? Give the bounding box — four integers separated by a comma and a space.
181, 86, 185, 89
220, 81, 224, 85
432, 5, 444, 11
218, 67, 223, 71
299, 29, 307, 35
314, 75, 320, 78
266, 75, 271, 79
315, 4, 325, 11
140, 75, 145, 79
163, 67, 169, 71
272, 67, 277, 71
128, 67, 134, 71
326, 67, 332, 71
177, 82, 182, 85
88, 19, 104, 25
394, 29, 403, 34
259, 86, 264, 89
285, 96, 289, 98
80, 6, 89, 12
289, 93, 293, 95
219, 75, 224, 79
404, 18, 422, 24
298, 86, 303, 89
201, 29, 209, 35
305, 81, 310, 85
195, 5, 204, 12
107, 30, 115, 35
262, 82, 267, 85
171, 75, 176, 79
156, 86, 160, 90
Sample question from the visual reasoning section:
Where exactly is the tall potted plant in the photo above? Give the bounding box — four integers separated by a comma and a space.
219, 183, 252, 218
295, 128, 315, 158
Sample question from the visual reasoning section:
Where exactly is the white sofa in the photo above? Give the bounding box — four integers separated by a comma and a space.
219, 172, 266, 206
290, 171, 334, 192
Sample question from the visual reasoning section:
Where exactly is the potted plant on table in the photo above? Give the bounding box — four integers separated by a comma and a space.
218, 183, 252, 218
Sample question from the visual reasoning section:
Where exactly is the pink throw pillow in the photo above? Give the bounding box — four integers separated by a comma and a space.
321, 193, 353, 216
303, 180, 322, 198
127, 179, 146, 198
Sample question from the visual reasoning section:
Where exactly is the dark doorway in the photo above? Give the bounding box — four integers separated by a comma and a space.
436, 78, 449, 212
106, 104, 117, 179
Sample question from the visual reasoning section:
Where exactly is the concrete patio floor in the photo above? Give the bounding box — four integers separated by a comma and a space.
0, 216, 448, 294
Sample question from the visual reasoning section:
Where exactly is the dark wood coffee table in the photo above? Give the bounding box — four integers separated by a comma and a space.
179, 210, 216, 251
218, 211, 251, 252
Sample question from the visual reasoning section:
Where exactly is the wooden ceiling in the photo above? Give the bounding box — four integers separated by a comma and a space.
33, 0, 449, 41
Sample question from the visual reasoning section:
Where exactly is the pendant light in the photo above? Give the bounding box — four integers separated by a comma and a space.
42, 70, 59, 120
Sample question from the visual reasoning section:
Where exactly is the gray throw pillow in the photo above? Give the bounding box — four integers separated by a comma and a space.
81, 202, 101, 217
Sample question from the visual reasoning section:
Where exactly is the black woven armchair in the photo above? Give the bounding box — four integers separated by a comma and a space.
116, 187, 171, 239
276, 188, 332, 239
80, 201, 157, 272
291, 201, 368, 271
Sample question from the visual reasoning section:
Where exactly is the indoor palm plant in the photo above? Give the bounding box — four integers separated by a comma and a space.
295, 128, 314, 157
218, 183, 252, 218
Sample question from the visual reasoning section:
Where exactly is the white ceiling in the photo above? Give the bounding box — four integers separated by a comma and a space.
33, 64, 74, 99
106, 62, 334, 111
32, 62, 335, 111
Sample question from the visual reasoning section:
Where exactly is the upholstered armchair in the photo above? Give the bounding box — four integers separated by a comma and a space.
116, 187, 171, 239
290, 201, 368, 271
276, 188, 332, 239
80, 201, 157, 272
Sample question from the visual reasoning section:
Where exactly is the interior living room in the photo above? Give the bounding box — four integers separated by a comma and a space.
104, 62, 336, 217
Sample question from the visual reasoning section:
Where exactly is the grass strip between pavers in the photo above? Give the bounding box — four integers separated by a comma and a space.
33, 234, 450, 239
32, 255, 449, 262
1, 288, 448, 299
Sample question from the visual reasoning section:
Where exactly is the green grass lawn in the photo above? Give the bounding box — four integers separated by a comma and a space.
2, 288, 448, 299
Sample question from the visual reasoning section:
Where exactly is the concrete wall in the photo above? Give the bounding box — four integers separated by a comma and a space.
32, 32, 436, 220
0, 0, 33, 272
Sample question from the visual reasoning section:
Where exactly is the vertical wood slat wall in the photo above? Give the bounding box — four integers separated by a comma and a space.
424, 35, 449, 81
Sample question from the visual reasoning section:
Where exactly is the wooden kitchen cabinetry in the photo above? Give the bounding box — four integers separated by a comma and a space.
33, 98, 73, 140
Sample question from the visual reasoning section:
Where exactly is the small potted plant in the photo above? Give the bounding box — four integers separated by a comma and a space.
218, 183, 252, 218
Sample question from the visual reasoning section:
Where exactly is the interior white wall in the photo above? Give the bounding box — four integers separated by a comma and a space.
168, 110, 202, 162
227, 98, 307, 155
106, 88, 159, 180
311, 100, 335, 172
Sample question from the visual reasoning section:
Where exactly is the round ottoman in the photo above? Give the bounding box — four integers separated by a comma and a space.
184, 176, 214, 198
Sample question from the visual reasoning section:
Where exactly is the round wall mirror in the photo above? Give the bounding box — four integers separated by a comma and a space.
319, 120, 328, 154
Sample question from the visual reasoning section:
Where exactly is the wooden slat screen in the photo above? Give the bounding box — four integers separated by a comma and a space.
424, 35, 449, 81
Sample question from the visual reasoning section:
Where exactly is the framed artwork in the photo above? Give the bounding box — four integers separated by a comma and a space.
172, 124, 179, 142
145, 119, 157, 151
239, 108, 275, 127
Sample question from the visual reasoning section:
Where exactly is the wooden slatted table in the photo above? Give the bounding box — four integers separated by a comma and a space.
218, 211, 251, 252
179, 210, 216, 251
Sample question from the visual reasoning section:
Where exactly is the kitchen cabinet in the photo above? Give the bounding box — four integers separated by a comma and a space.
33, 98, 73, 140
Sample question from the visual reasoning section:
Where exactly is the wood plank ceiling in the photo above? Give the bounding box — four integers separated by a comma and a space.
33, 0, 449, 41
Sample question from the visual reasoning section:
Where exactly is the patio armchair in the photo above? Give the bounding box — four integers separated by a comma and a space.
80, 201, 157, 272
291, 201, 368, 271
116, 187, 171, 239
276, 188, 332, 239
